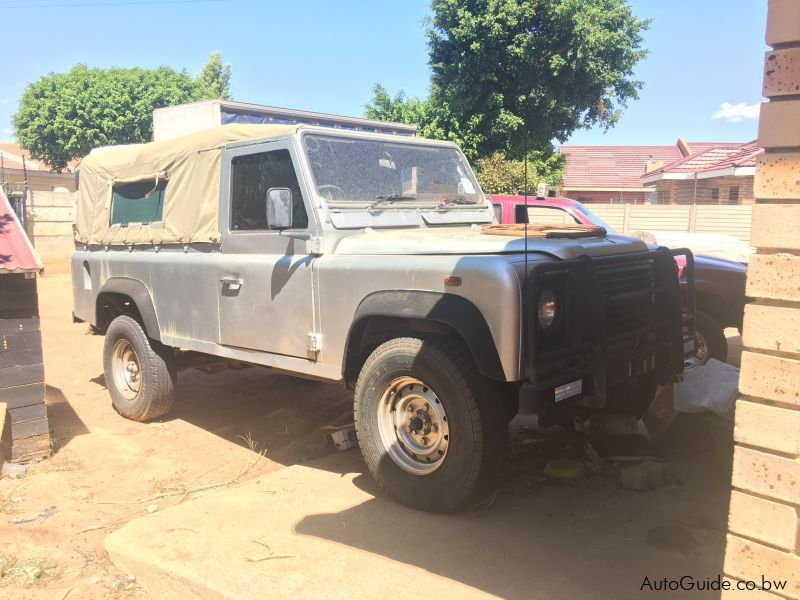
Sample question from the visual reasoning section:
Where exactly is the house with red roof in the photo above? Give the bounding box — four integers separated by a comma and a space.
0, 141, 78, 193
641, 141, 761, 205
559, 139, 743, 204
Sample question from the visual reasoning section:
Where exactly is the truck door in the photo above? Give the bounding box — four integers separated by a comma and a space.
217, 139, 316, 358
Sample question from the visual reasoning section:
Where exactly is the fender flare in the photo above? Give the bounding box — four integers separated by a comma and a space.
97, 278, 161, 342
344, 290, 505, 382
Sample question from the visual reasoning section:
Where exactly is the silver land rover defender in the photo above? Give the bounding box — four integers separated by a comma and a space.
72, 123, 694, 512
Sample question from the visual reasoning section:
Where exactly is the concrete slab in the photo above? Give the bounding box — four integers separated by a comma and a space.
105, 435, 731, 600
105, 450, 489, 599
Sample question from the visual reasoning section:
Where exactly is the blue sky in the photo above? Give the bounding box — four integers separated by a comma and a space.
0, 0, 767, 147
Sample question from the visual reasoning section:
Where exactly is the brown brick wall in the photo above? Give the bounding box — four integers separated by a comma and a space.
724, 1, 800, 597
650, 175, 754, 204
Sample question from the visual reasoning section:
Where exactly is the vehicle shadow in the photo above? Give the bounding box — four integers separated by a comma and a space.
166, 366, 355, 468
293, 415, 733, 600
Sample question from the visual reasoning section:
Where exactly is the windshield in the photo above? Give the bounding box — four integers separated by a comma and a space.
303, 134, 482, 207
574, 203, 617, 234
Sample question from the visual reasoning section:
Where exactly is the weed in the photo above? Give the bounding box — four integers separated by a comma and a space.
0, 553, 60, 587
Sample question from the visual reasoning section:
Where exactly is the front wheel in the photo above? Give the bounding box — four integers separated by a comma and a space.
354, 337, 506, 513
103, 315, 176, 422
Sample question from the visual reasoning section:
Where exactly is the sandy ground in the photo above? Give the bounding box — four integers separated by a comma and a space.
0, 272, 739, 598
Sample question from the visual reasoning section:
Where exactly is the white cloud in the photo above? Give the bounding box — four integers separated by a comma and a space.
713, 102, 760, 123
0, 99, 8, 104
2, 128, 12, 136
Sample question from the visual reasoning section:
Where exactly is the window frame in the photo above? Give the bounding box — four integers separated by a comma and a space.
492, 203, 502, 223
228, 147, 309, 234
219, 137, 319, 255
108, 177, 168, 227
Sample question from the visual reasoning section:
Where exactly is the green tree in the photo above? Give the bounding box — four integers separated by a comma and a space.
198, 51, 232, 100
473, 150, 565, 195
367, 0, 647, 163
428, 0, 648, 158
13, 53, 233, 171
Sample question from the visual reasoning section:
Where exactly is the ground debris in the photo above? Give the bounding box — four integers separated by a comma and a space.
9, 505, 56, 525
620, 461, 673, 491
0, 552, 60, 587
246, 539, 297, 562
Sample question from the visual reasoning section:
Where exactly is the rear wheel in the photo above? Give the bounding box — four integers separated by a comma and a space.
354, 336, 506, 513
103, 315, 176, 422
695, 311, 727, 364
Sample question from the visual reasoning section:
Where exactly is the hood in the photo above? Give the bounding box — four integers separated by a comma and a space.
693, 253, 747, 273
331, 226, 648, 260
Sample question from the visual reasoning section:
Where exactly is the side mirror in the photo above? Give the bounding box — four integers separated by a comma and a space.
266, 187, 293, 230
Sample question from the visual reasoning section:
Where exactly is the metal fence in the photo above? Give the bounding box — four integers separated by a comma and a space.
589, 203, 752, 243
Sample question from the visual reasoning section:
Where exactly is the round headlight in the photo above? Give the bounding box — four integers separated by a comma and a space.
537, 290, 557, 329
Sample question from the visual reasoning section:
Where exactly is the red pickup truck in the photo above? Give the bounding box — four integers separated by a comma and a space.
491, 195, 747, 363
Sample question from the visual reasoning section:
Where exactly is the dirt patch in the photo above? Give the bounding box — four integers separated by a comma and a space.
0, 273, 353, 598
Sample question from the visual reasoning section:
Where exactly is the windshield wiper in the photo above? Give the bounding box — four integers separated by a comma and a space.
368, 194, 416, 210
434, 197, 478, 211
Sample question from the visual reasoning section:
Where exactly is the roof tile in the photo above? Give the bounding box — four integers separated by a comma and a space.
560, 141, 744, 189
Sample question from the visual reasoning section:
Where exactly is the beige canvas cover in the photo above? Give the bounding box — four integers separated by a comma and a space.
75, 123, 300, 245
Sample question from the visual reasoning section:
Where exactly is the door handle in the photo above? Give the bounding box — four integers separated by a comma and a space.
220, 277, 243, 291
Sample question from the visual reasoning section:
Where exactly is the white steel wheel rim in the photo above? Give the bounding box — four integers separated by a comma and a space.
112, 339, 141, 400
376, 376, 450, 475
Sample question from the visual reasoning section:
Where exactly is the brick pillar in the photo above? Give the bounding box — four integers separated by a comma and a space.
722, 1, 800, 598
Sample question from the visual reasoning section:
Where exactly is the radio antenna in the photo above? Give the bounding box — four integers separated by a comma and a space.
523, 145, 529, 364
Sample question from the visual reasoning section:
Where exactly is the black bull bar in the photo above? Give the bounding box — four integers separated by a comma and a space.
520, 247, 696, 411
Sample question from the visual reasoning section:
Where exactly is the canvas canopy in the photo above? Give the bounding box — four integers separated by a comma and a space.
75, 123, 300, 246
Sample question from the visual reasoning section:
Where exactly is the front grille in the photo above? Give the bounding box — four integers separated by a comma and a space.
595, 258, 655, 342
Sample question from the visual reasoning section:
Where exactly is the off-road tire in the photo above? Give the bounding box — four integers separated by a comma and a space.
354, 336, 507, 513
103, 315, 176, 422
695, 310, 728, 363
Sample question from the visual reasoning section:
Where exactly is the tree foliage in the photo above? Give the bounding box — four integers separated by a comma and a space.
366, 0, 648, 171
13, 53, 233, 171
198, 51, 232, 100
473, 150, 565, 195
428, 0, 648, 158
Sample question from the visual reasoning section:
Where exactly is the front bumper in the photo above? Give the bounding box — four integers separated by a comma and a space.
519, 247, 695, 414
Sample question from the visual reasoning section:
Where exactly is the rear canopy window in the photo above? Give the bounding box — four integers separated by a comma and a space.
110, 180, 166, 226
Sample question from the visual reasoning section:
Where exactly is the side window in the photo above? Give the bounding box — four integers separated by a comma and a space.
526, 206, 579, 226
728, 186, 740, 204
492, 203, 502, 222
231, 149, 308, 231
710, 187, 720, 203
110, 179, 166, 226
